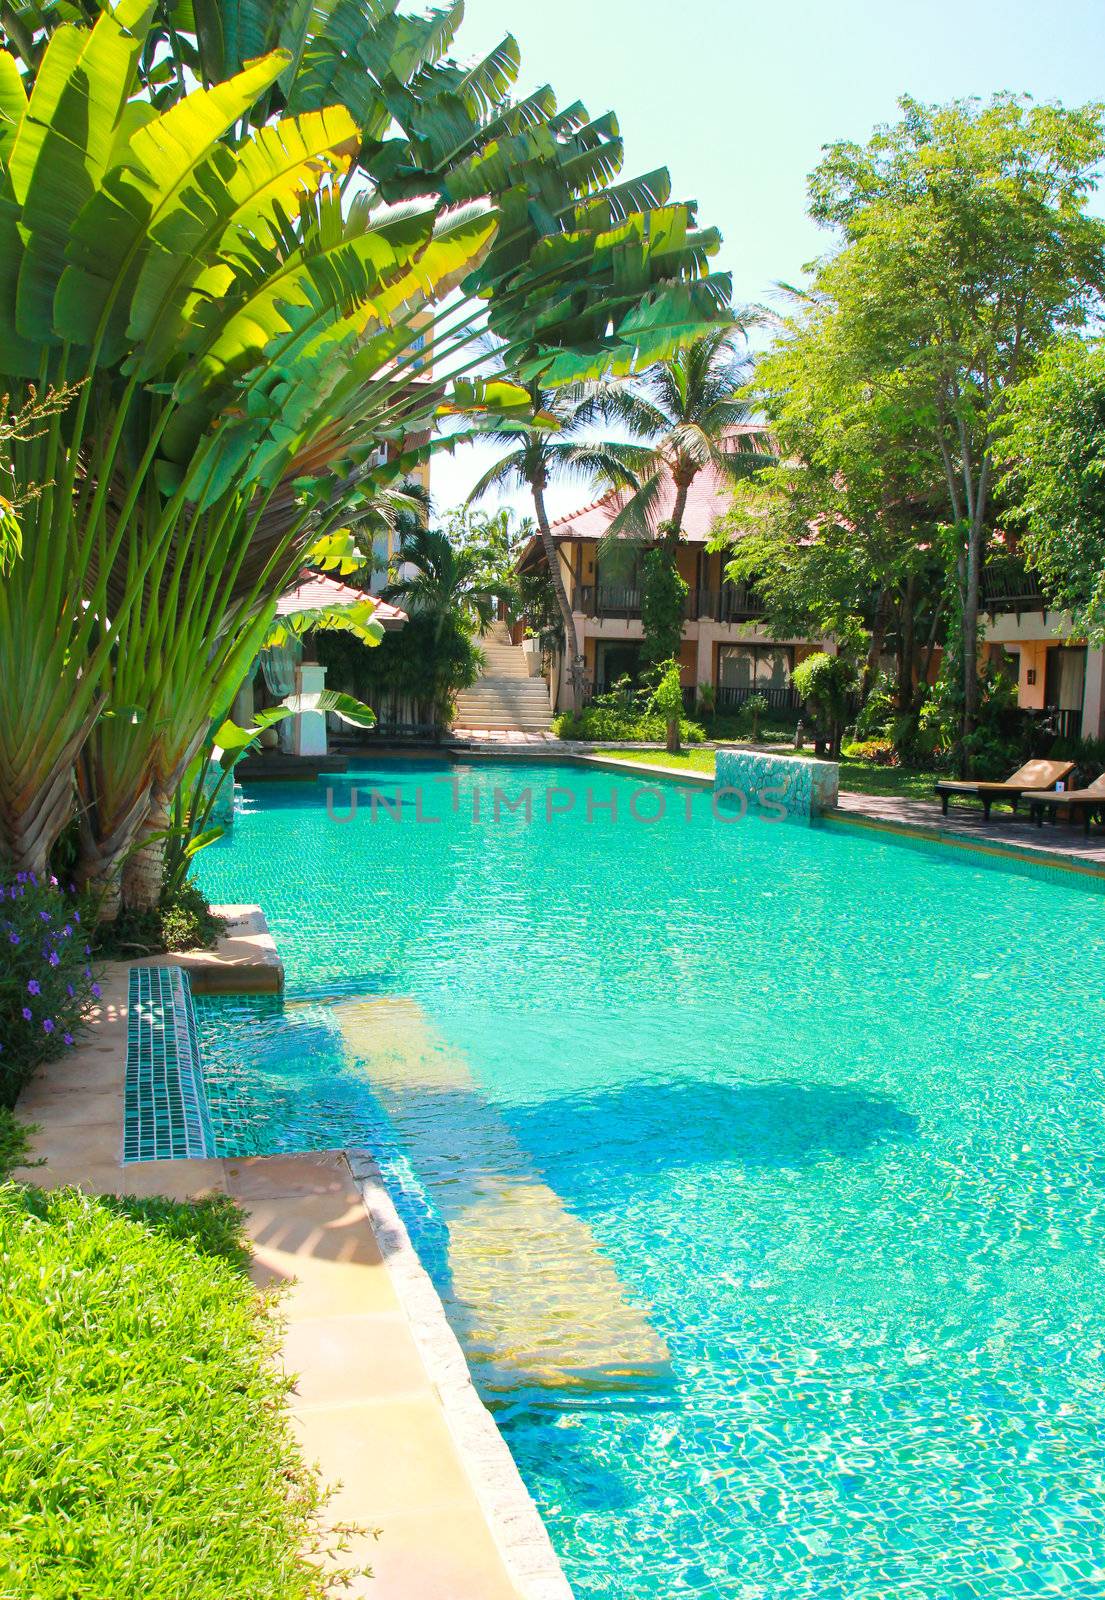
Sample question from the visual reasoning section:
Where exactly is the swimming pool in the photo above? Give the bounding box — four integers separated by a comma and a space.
196, 757, 1105, 1598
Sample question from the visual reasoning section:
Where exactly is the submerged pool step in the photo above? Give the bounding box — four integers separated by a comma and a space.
333, 997, 671, 1396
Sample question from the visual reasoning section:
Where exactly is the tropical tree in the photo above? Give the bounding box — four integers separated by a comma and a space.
800, 93, 1105, 733
598, 328, 764, 538
465, 382, 648, 697
593, 328, 770, 665
1002, 337, 1105, 644
0, 0, 733, 908
381, 525, 515, 639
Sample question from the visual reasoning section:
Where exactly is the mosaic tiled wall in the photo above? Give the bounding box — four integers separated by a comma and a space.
715, 748, 839, 822
124, 967, 216, 1162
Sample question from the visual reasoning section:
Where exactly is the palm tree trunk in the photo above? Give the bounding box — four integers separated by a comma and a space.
121, 788, 170, 913
532, 474, 584, 706
669, 478, 691, 538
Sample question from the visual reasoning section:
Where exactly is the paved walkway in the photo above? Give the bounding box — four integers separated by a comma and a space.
834, 791, 1105, 872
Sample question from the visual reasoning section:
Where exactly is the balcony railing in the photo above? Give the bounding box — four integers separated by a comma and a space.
981, 566, 1049, 615
571, 582, 766, 623
716, 684, 802, 714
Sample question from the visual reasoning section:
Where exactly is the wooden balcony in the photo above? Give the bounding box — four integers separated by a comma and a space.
981, 566, 1049, 616
571, 582, 766, 623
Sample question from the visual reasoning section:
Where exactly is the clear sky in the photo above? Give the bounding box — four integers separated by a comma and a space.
430, 0, 1105, 520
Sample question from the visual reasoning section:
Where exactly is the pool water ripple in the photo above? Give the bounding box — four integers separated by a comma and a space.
196, 760, 1105, 1598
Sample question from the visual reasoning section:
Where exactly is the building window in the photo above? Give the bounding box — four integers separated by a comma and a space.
718, 644, 794, 692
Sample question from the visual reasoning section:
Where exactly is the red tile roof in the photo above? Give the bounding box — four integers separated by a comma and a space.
276, 571, 407, 628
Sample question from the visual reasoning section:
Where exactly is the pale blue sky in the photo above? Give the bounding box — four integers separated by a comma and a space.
431, 0, 1105, 518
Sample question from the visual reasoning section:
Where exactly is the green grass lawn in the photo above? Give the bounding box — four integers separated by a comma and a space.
592, 746, 939, 801
0, 1174, 354, 1599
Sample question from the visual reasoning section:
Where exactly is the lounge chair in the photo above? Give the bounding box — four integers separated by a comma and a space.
1022, 772, 1105, 835
934, 759, 1075, 820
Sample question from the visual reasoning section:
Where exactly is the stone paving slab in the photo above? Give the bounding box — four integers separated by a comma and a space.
136, 903, 285, 993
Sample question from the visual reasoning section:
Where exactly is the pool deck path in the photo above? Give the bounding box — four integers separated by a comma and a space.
13, 955, 571, 1600
833, 791, 1105, 873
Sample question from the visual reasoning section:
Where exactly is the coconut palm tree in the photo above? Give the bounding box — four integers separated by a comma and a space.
599, 327, 771, 542
465, 383, 648, 699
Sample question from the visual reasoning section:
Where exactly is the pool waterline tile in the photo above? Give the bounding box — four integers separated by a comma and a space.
123, 966, 216, 1163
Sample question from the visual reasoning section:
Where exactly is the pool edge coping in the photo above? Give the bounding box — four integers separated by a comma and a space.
347, 1149, 576, 1600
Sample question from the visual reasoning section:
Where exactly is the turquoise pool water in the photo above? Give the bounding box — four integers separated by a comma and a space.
196, 759, 1105, 1599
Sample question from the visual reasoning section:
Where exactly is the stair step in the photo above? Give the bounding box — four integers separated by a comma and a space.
459, 631, 552, 731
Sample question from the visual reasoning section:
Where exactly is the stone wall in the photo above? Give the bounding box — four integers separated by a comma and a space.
715, 748, 839, 822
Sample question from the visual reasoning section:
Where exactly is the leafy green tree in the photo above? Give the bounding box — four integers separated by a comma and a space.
650, 660, 686, 754
792, 652, 857, 758
801, 93, 1105, 731
1002, 337, 1105, 642
466, 382, 647, 698
442, 506, 532, 617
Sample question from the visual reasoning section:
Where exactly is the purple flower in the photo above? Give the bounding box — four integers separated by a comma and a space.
38, 910, 50, 923
15, 872, 26, 884
91, 983, 102, 999
27, 979, 39, 996
66, 984, 74, 998
48, 951, 60, 967
84, 966, 92, 979
63, 1033, 74, 1046
84, 944, 91, 956
73, 910, 81, 924
48, 875, 57, 887
42, 1018, 54, 1034
21, 1007, 32, 1022
29, 872, 37, 885
8, 932, 18, 945
62, 925, 72, 938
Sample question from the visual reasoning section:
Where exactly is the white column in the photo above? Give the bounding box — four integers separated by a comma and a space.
695, 625, 715, 691
293, 663, 328, 757
1082, 647, 1105, 741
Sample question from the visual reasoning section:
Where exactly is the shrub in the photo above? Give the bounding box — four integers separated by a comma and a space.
0, 1184, 348, 1599
855, 680, 897, 739
740, 691, 770, 738
0, 1108, 36, 1179
555, 671, 704, 744
554, 707, 705, 743
0, 876, 99, 1108
94, 877, 224, 963
842, 738, 898, 766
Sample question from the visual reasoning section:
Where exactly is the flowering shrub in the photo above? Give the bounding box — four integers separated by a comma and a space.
0, 873, 100, 1106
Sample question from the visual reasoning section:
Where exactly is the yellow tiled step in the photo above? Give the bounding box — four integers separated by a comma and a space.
333, 998, 670, 1396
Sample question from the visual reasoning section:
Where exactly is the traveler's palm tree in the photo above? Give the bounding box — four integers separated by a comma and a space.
381, 526, 516, 640
598, 328, 772, 544
466, 382, 649, 693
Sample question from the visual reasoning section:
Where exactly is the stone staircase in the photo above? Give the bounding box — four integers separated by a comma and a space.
453, 623, 553, 732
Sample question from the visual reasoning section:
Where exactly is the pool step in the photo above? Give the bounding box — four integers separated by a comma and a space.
333, 997, 670, 1396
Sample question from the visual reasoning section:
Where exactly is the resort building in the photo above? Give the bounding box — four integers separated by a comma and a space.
516, 461, 833, 712
983, 566, 1105, 743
